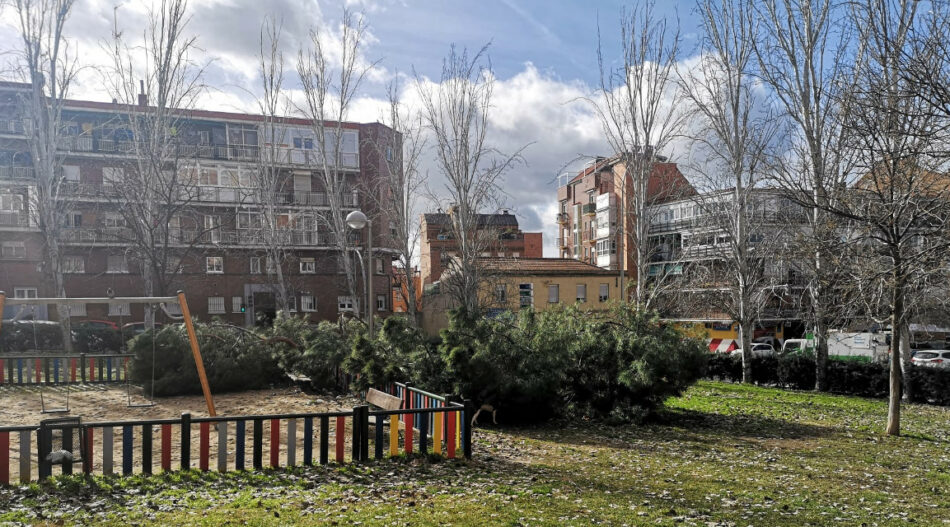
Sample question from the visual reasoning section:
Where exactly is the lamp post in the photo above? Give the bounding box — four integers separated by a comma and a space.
346, 210, 373, 335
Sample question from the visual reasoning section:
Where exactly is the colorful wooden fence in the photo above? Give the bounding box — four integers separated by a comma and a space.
0, 397, 473, 484
0, 354, 134, 386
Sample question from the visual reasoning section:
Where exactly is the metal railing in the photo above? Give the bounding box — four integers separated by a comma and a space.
556, 212, 569, 224
0, 353, 134, 385
582, 203, 597, 215
0, 166, 34, 181
0, 213, 30, 227
0, 119, 26, 135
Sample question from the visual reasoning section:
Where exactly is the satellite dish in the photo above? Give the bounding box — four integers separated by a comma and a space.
106, 287, 116, 298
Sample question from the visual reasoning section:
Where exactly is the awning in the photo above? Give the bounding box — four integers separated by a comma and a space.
708, 338, 738, 353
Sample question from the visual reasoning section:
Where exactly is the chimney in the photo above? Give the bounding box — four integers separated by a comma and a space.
137, 80, 147, 106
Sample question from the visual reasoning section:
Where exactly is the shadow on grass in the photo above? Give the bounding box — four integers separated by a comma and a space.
475, 406, 833, 452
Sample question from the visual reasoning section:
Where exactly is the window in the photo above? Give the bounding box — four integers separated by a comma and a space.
14, 287, 37, 299
480, 252, 491, 257
204, 215, 220, 242
287, 295, 297, 312
265, 257, 276, 274
232, 296, 244, 313
548, 284, 559, 303
208, 296, 226, 314
512, 252, 520, 258
250, 257, 262, 274
519, 283, 533, 308
576, 284, 587, 303
63, 165, 80, 181
63, 213, 82, 228
338, 296, 356, 312
377, 294, 386, 311
199, 167, 218, 186
298, 257, 316, 274
106, 255, 129, 273
2, 241, 26, 259
68, 303, 87, 317
102, 167, 123, 185
103, 213, 125, 228
301, 295, 316, 312
599, 283, 609, 302
375, 259, 383, 274
108, 303, 131, 316
237, 212, 261, 230
494, 284, 507, 303
293, 174, 311, 192
63, 255, 85, 273
0, 193, 24, 211
206, 256, 224, 274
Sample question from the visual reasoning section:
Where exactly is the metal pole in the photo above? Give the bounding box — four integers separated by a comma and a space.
367, 220, 374, 336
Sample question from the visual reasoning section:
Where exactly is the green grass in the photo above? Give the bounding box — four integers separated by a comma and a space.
3, 381, 949, 526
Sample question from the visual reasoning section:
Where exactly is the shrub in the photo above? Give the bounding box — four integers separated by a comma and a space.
440, 305, 707, 423
269, 316, 353, 392
0, 321, 64, 352
72, 327, 122, 354
129, 322, 283, 396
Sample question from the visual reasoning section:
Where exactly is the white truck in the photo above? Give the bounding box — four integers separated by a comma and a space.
826, 331, 889, 362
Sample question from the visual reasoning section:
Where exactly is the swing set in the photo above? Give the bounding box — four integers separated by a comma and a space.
0, 290, 216, 417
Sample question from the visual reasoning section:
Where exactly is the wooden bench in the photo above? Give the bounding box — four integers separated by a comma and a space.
366, 388, 405, 428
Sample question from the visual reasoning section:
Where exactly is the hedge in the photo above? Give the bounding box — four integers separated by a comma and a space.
706, 353, 950, 406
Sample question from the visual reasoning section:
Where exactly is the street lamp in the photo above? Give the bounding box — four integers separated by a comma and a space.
346, 210, 373, 335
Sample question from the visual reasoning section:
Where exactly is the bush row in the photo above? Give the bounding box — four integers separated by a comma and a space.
706, 353, 950, 405
0, 321, 122, 354
130, 306, 710, 424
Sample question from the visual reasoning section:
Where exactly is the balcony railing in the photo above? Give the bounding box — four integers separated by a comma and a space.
0, 166, 34, 180
0, 212, 30, 227
582, 203, 597, 216
56, 135, 361, 169
557, 237, 568, 247
62, 227, 131, 243
556, 212, 569, 224
0, 119, 26, 135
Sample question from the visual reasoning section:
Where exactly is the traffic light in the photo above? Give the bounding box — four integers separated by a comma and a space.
240, 303, 246, 313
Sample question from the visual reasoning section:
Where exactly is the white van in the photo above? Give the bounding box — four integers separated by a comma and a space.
782, 339, 813, 354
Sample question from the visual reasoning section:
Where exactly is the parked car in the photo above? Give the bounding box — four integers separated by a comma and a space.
75, 319, 119, 330
910, 350, 950, 368
782, 338, 814, 354
121, 322, 164, 337
733, 343, 777, 358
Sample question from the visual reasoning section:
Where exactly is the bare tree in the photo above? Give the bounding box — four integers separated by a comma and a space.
415, 45, 523, 315
251, 16, 295, 316
814, 0, 950, 435
11, 0, 79, 350
365, 79, 427, 326
296, 9, 376, 318
678, 0, 780, 383
593, 1, 688, 309
754, 0, 858, 390
102, 0, 206, 328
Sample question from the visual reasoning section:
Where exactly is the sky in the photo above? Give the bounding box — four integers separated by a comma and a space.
0, 0, 706, 258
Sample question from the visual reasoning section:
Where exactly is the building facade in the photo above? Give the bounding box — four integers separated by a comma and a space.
0, 81, 397, 326
419, 211, 542, 285
555, 155, 694, 272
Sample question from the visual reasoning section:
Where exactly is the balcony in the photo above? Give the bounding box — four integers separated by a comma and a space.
0, 166, 34, 181
0, 211, 30, 227
581, 231, 596, 244
191, 229, 323, 247
582, 203, 597, 216
0, 119, 26, 135
557, 237, 568, 248
556, 212, 569, 224
62, 227, 131, 244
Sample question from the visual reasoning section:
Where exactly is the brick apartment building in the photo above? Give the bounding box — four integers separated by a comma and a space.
555, 154, 693, 273
419, 211, 543, 285
0, 81, 397, 326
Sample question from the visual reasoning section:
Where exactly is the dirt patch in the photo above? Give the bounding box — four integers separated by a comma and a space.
0, 385, 363, 482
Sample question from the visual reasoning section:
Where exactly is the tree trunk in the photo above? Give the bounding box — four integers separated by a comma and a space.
885, 275, 903, 436
899, 321, 913, 402
814, 320, 829, 391
739, 321, 754, 384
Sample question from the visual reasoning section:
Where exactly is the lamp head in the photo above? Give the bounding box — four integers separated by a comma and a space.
346, 210, 368, 230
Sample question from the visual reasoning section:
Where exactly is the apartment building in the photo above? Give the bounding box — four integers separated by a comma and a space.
555, 154, 694, 273
419, 210, 542, 285
646, 188, 808, 346
0, 81, 396, 326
